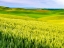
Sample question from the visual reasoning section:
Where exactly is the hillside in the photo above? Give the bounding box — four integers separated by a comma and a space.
0, 6, 64, 18
0, 6, 64, 48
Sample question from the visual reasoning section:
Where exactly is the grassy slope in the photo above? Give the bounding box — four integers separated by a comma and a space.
0, 14, 64, 48
0, 8, 64, 48
38, 15, 64, 23
0, 9, 56, 18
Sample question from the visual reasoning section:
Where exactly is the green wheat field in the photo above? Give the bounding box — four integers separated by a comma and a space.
0, 6, 64, 48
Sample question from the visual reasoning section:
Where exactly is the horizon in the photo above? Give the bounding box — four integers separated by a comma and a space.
0, 0, 64, 9
0, 6, 64, 9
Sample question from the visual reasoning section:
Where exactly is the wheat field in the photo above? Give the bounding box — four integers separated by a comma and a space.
0, 15, 64, 48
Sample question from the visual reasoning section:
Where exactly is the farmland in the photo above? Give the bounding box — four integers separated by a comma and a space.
0, 6, 64, 48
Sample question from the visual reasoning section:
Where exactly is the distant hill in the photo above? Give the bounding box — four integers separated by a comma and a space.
0, 6, 64, 18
